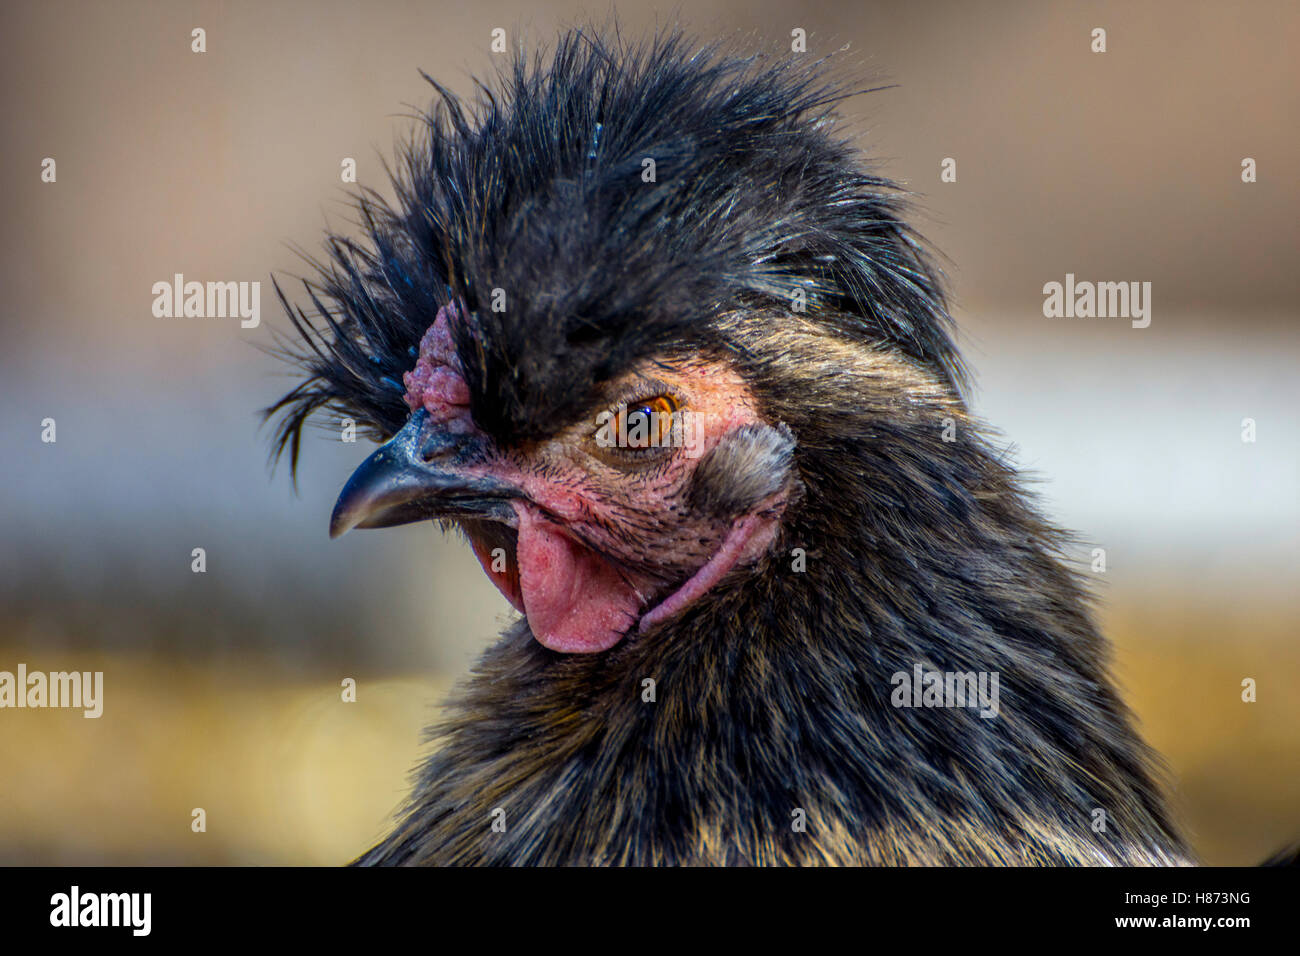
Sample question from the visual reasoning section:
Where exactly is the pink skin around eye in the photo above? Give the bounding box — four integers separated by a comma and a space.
470, 365, 785, 654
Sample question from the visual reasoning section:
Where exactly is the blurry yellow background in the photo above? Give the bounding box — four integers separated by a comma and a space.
1, 0, 1296, 864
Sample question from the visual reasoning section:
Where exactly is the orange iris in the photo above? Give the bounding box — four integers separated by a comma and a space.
617, 395, 679, 449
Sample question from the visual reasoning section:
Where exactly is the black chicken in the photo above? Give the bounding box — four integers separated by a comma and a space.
267, 30, 1192, 866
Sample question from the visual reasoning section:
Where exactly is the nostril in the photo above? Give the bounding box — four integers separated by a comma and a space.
418, 430, 460, 464
419, 438, 446, 463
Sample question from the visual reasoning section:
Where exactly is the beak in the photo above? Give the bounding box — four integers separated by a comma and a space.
329, 410, 517, 538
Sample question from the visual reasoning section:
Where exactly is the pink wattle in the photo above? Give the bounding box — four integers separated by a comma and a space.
513, 505, 643, 653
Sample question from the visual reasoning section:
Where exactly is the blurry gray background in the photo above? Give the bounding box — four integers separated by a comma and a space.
1, 0, 1296, 864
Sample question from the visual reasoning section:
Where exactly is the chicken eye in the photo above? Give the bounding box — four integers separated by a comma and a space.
615, 394, 679, 450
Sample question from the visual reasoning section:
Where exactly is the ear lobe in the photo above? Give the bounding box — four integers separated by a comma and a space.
686, 422, 798, 518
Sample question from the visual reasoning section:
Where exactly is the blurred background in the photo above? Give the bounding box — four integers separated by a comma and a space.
0, 0, 1295, 864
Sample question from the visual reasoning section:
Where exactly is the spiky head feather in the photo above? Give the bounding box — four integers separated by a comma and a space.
266, 29, 965, 465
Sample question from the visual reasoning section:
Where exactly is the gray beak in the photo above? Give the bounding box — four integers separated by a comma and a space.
328, 411, 517, 538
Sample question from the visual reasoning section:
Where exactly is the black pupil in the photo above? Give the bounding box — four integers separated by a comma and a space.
628, 408, 653, 440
